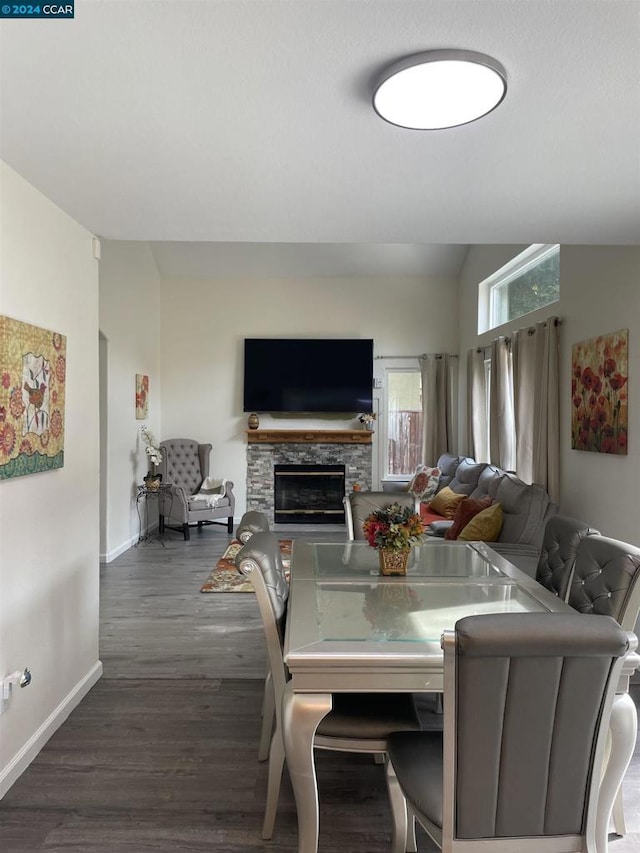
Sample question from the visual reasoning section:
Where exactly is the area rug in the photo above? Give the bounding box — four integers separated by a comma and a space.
200, 539, 293, 593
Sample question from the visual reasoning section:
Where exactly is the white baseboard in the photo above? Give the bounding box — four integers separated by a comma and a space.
0, 660, 103, 799
101, 533, 137, 564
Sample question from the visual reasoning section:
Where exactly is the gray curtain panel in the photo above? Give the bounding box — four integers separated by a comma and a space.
466, 348, 489, 462
512, 318, 560, 503
489, 337, 516, 471
422, 354, 453, 465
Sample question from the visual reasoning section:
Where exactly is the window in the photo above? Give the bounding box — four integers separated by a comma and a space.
478, 244, 560, 333
385, 369, 423, 478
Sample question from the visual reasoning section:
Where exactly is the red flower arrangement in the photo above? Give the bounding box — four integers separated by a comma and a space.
362, 502, 424, 552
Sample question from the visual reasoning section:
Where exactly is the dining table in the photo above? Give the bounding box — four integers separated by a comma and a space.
282, 539, 639, 853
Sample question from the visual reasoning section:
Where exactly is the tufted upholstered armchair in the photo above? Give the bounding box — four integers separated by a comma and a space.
158, 438, 235, 540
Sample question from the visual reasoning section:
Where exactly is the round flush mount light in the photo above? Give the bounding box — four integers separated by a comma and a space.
373, 49, 507, 130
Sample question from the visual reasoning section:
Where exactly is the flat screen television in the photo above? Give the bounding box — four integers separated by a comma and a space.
243, 338, 373, 413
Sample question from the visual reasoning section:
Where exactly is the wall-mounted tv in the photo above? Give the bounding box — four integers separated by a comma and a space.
243, 338, 373, 413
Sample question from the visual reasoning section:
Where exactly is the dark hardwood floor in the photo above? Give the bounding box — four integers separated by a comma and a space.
0, 524, 638, 851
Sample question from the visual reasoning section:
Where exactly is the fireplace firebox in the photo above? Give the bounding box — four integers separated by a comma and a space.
274, 464, 346, 524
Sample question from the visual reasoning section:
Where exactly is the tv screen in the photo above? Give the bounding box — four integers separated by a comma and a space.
243, 338, 373, 413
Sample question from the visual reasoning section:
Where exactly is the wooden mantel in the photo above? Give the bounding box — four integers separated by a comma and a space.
246, 429, 372, 445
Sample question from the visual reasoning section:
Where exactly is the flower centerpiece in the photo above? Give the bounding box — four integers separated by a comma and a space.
140, 425, 163, 488
359, 412, 376, 431
362, 502, 424, 575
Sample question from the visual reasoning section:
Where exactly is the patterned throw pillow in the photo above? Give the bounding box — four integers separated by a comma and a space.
406, 466, 441, 503
428, 486, 466, 519
458, 502, 504, 542
444, 496, 493, 540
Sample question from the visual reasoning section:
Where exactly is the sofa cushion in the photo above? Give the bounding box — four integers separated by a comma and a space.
493, 473, 552, 546
448, 459, 488, 496
445, 495, 493, 540
469, 465, 504, 501
428, 486, 467, 519
435, 454, 462, 491
458, 502, 504, 542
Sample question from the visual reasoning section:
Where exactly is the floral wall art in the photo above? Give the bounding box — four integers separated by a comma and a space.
135, 373, 149, 419
0, 315, 67, 479
572, 329, 628, 454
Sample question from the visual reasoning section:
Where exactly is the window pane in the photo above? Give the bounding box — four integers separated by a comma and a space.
479, 244, 560, 333
491, 250, 559, 326
387, 371, 422, 476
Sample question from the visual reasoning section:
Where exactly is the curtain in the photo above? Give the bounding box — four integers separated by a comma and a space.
512, 318, 560, 503
422, 354, 453, 464
466, 348, 489, 462
489, 337, 516, 471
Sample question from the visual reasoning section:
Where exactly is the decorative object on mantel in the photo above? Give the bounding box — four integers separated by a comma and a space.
140, 424, 163, 476
135, 373, 149, 419
247, 412, 260, 430
0, 315, 66, 480
359, 412, 376, 431
363, 502, 424, 576
571, 329, 628, 455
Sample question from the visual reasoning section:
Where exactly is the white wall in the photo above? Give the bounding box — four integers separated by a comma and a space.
0, 163, 101, 796
458, 244, 640, 545
98, 241, 161, 561
159, 276, 458, 515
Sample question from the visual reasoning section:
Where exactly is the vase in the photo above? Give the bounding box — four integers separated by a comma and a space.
144, 473, 161, 491
248, 412, 260, 430
378, 548, 410, 576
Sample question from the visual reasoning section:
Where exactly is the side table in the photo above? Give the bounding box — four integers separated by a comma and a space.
136, 483, 172, 546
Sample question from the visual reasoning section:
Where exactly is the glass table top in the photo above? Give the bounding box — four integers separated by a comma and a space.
309, 540, 506, 579
314, 580, 548, 643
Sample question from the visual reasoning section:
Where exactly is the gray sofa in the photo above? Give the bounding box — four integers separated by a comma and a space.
367, 454, 558, 573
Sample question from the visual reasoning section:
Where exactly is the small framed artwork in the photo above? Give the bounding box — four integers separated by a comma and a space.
572, 329, 628, 454
136, 374, 149, 419
0, 315, 67, 479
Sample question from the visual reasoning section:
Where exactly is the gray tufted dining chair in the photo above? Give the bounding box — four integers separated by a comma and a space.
568, 534, 640, 837
344, 491, 416, 540
158, 438, 235, 540
385, 612, 635, 853
237, 531, 421, 845
535, 514, 599, 601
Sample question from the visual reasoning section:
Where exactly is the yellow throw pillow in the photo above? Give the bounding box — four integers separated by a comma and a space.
458, 502, 504, 542
428, 486, 466, 520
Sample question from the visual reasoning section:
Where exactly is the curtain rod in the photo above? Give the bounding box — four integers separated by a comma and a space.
374, 353, 458, 360
476, 316, 563, 353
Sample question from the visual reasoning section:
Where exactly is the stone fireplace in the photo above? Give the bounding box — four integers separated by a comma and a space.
246, 429, 372, 525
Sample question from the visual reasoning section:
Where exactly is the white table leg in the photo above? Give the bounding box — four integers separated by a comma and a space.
282, 683, 332, 853
596, 692, 638, 853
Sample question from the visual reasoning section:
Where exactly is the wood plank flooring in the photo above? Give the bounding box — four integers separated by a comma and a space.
0, 524, 638, 852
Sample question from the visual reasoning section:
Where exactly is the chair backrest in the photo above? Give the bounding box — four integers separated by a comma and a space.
442, 613, 632, 851
160, 438, 211, 494
536, 514, 599, 600
345, 491, 416, 541
237, 531, 289, 705
569, 534, 640, 631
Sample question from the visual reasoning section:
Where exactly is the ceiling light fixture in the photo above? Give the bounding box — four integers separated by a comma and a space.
373, 49, 507, 130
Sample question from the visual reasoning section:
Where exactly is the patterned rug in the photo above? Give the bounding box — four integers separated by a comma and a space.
200, 539, 293, 593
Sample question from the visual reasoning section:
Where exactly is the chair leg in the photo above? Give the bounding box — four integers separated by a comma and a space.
406, 807, 418, 853
158, 514, 164, 533
259, 671, 275, 762
182, 523, 190, 541
262, 728, 285, 840
612, 786, 626, 836
385, 758, 408, 853
227, 516, 233, 534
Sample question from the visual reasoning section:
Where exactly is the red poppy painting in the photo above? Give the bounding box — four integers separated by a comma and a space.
571, 329, 628, 454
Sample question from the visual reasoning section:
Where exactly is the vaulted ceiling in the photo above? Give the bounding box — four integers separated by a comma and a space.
1, 1, 638, 278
